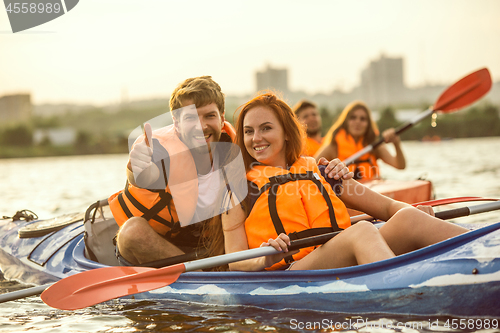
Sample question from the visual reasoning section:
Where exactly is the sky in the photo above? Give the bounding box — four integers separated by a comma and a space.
1, 0, 499, 105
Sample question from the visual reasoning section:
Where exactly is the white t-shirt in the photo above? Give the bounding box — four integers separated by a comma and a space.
190, 166, 224, 223
190, 165, 245, 224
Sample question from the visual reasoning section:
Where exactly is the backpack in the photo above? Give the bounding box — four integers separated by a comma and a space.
83, 199, 120, 266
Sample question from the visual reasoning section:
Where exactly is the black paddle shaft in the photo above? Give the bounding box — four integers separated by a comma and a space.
370, 118, 422, 151
289, 230, 342, 251
288, 206, 474, 250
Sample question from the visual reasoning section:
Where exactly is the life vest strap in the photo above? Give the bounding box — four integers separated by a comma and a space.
118, 186, 180, 233
141, 192, 172, 224
117, 192, 133, 218
265, 172, 341, 230
260, 171, 342, 264
351, 158, 375, 180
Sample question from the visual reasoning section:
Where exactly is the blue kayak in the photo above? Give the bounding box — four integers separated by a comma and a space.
1, 201, 500, 317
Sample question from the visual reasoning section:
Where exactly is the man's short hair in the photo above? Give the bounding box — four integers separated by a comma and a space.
292, 100, 317, 117
170, 76, 225, 119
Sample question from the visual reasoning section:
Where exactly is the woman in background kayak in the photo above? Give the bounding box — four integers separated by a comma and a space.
314, 101, 406, 181
219, 92, 467, 271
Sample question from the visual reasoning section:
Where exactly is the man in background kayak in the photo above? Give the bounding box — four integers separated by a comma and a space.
292, 100, 323, 156
108, 76, 244, 266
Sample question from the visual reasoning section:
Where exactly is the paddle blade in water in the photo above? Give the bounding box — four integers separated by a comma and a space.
434, 68, 492, 113
41, 264, 186, 310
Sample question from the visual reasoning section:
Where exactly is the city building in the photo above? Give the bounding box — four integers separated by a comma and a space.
256, 64, 289, 95
360, 54, 406, 107
0, 93, 32, 125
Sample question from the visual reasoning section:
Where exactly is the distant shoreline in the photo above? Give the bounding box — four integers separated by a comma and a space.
3, 136, 500, 160
0, 146, 128, 159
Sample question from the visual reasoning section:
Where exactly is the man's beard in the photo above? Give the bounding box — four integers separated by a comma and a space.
306, 128, 320, 137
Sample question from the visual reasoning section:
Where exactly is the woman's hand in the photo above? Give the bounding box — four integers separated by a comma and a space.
382, 128, 401, 145
260, 233, 299, 268
318, 157, 354, 180
416, 205, 435, 216
377, 128, 406, 169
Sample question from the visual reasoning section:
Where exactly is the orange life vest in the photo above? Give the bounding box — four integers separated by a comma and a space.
303, 136, 323, 157
245, 156, 351, 270
109, 121, 236, 238
335, 128, 379, 180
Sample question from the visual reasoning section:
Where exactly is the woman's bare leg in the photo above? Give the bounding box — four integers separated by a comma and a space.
379, 207, 469, 255
290, 221, 395, 270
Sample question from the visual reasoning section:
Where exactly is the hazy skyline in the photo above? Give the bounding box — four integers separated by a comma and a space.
1, 0, 499, 105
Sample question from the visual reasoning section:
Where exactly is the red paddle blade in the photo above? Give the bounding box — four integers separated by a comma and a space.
41, 264, 186, 310
434, 68, 492, 113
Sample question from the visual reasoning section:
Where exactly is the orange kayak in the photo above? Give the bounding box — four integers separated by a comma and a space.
348, 179, 433, 216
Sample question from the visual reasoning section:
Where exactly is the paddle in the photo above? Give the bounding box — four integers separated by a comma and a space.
343, 68, 492, 166
37, 200, 500, 310
0, 283, 53, 304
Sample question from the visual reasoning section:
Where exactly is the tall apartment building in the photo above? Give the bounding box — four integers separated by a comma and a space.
360, 55, 406, 107
0, 93, 32, 125
256, 64, 289, 95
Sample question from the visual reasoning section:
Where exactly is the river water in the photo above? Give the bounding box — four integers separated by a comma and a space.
0, 137, 500, 332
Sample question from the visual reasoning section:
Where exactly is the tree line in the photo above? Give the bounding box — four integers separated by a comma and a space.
319, 102, 500, 141
377, 102, 500, 140
0, 102, 499, 158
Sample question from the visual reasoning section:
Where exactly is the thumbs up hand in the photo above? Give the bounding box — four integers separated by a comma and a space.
128, 123, 159, 188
